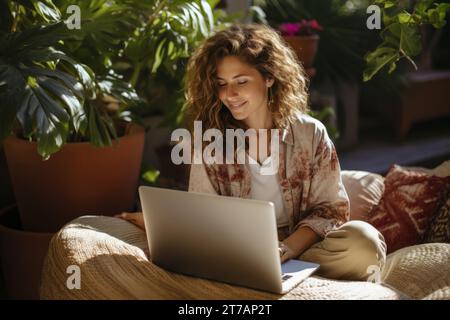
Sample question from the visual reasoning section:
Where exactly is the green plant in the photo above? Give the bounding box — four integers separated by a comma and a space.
308, 107, 339, 141
0, 19, 88, 159
141, 163, 161, 185
259, 0, 375, 85
122, 0, 228, 129
364, 0, 450, 81
0, 0, 221, 158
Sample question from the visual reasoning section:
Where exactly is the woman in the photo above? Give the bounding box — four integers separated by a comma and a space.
117, 24, 386, 281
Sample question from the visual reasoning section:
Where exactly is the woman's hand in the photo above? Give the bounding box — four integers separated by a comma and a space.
279, 241, 296, 263
279, 226, 321, 263
114, 212, 145, 230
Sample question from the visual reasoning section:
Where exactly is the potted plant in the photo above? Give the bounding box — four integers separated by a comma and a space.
120, 0, 226, 190
0, 1, 144, 298
0, 204, 54, 299
0, 0, 221, 299
261, 0, 382, 149
1, 0, 224, 231
0, 10, 145, 233
279, 19, 323, 74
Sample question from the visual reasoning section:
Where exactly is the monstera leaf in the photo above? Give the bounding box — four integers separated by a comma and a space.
0, 22, 94, 158
1, 0, 223, 158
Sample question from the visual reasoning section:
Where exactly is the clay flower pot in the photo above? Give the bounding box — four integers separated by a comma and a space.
0, 205, 54, 299
3, 123, 145, 232
283, 34, 320, 69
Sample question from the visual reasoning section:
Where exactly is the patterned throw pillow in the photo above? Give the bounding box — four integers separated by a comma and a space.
367, 164, 450, 254
422, 187, 450, 243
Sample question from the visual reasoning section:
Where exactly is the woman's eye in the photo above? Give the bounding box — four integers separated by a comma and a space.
237, 80, 247, 85
217, 82, 226, 87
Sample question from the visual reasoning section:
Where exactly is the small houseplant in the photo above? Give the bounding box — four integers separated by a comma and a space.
279, 19, 323, 71
261, 0, 371, 149
364, 0, 450, 81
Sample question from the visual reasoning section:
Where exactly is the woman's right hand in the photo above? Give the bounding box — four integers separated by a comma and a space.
115, 212, 145, 230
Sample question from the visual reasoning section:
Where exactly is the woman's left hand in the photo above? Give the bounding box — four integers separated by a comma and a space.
114, 212, 145, 230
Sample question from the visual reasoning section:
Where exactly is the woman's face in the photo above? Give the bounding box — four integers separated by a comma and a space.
215, 55, 273, 128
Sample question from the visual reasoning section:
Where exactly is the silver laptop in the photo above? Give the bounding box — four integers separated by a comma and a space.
138, 186, 319, 294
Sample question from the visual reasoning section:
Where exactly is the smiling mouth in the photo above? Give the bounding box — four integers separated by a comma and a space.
229, 101, 247, 109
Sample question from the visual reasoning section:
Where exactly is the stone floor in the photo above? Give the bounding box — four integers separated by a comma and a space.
338, 116, 450, 175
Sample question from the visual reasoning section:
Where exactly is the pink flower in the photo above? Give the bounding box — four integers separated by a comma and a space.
309, 20, 323, 31
279, 19, 323, 36
279, 22, 301, 36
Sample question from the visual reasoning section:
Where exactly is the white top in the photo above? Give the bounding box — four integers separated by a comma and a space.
246, 153, 289, 228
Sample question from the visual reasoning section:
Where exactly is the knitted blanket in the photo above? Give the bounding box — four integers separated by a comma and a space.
40, 216, 449, 300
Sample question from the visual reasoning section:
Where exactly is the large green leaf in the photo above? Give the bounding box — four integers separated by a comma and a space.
17, 21, 71, 47
86, 101, 116, 147
415, 0, 435, 14
11, 76, 72, 158
40, 77, 82, 118
25, 66, 84, 98
35, 114, 68, 159
54, 0, 142, 74
363, 47, 399, 81
0, 22, 93, 157
33, 0, 61, 22
9, 93, 70, 153
399, 24, 422, 57
427, 3, 450, 28
96, 76, 140, 106
125, 0, 214, 80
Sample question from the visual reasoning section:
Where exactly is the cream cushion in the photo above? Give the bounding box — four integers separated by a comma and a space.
341, 170, 384, 222
40, 216, 449, 300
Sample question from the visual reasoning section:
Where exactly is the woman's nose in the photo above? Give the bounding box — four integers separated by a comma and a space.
226, 83, 239, 98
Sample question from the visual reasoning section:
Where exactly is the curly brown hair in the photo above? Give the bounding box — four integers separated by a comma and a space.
184, 23, 309, 132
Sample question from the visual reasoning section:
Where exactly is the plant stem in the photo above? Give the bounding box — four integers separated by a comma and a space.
130, 63, 143, 87
11, 3, 19, 32
400, 48, 418, 70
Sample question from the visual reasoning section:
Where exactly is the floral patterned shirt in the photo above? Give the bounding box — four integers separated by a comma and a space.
188, 113, 350, 239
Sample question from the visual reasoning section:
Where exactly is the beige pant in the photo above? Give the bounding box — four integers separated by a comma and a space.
279, 220, 387, 281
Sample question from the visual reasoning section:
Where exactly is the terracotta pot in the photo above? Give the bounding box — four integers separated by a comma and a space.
3, 123, 145, 232
0, 144, 15, 208
283, 34, 320, 68
0, 204, 53, 299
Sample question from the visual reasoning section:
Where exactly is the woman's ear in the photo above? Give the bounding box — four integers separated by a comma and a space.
266, 77, 274, 88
